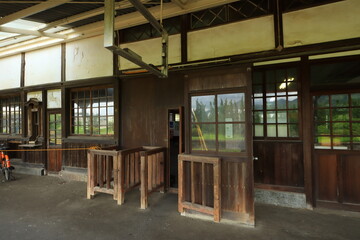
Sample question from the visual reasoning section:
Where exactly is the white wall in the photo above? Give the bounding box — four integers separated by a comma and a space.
25, 45, 61, 86
66, 35, 113, 81
283, 0, 360, 47
188, 16, 275, 61
119, 34, 181, 70
0, 54, 21, 90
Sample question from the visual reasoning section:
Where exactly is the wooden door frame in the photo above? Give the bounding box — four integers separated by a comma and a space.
47, 109, 62, 173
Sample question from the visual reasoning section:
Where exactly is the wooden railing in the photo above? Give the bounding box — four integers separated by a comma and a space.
178, 154, 221, 222
140, 147, 166, 209
87, 149, 119, 200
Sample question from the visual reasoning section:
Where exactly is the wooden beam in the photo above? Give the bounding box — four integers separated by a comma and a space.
0, 0, 71, 25
0, 26, 68, 39
171, 0, 187, 9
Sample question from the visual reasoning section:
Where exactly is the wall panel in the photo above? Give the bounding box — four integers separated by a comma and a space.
66, 35, 113, 81
0, 54, 21, 90
25, 45, 61, 86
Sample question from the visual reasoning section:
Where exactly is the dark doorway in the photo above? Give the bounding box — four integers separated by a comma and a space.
168, 107, 184, 189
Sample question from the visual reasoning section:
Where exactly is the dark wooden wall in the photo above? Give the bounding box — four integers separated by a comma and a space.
121, 73, 184, 148
253, 141, 304, 188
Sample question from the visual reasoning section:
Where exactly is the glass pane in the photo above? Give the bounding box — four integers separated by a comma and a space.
254, 98, 263, 110
315, 109, 330, 122
218, 123, 246, 152
49, 122, 55, 130
287, 82, 297, 93
351, 93, 360, 106
277, 111, 287, 123
253, 85, 263, 97
93, 126, 100, 135
254, 125, 264, 137
253, 111, 263, 123
332, 108, 349, 121
278, 124, 287, 137
191, 124, 216, 151
78, 126, 84, 134
352, 108, 360, 121
253, 71, 262, 84
56, 139, 62, 145
100, 108, 107, 116
333, 137, 350, 150
332, 122, 350, 135
315, 122, 330, 135
218, 93, 245, 122
267, 111, 276, 123
107, 88, 114, 97
266, 97, 276, 110
289, 124, 299, 137
100, 126, 107, 135
267, 125, 276, 137
266, 70, 275, 83
288, 96, 298, 109
315, 136, 331, 149
352, 122, 360, 135
277, 97, 286, 109
314, 95, 329, 108
49, 114, 55, 122
266, 84, 275, 96
56, 114, 61, 121
191, 95, 215, 122
288, 110, 298, 123
331, 94, 349, 107
276, 69, 286, 83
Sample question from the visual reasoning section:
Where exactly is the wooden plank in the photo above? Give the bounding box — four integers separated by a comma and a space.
201, 162, 205, 206
191, 161, 195, 204
118, 152, 124, 205
106, 155, 111, 189
86, 151, 93, 199
181, 202, 215, 216
213, 162, 221, 222
148, 154, 152, 191
178, 154, 220, 164
130, 152, 135, 185
125, 154, 130, 188
93, 187, 115, 195
113, 153, 118, 201
140, 155, 148, 209
178, 158, 185, 213
135, 151, 140, 183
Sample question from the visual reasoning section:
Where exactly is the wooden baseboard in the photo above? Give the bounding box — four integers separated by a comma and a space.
255, 183, 305, 193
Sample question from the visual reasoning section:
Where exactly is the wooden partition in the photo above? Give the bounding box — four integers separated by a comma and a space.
87, 149, 119, 200
140, 147, 166, 209
178, 154, 221, 222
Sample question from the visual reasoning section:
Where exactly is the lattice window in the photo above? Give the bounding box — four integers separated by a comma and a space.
190, 0, 271, 30
0, 96, 22, 135
283, 0, 341, 12
121, 16, 181, 43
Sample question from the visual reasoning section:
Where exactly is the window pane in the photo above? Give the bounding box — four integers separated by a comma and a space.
191, 95, 215, 122
315, 122, 330, 135
253, 85, 263, 97
254, 124, 264, 137
315, 136, 331, 149
191, 124, 216, 151
288, 110, 299, 123
332, 108, 349, 121
266, 97, 276, 110
253, 111, 263, 123
332, 122, 350, 135
331, 94, 349, 107
254, 98, 263, 110
314, 95, 329, 108
267, 125, 276, 137
277, 97, 286, 109
253, 71, 263, 84
278, 124, 287, 137
351, 93, 360, 106
288, 96, 298, 109
218, 93, 245, 122
352, 108, 360, 121
289, 124, 299, 137
352, 122, 360, 135
333, 137, 350, 150
267, 111, 276, 123
315, 109, 330, 122
218, 123, 246, 152
277, 111, 287, 123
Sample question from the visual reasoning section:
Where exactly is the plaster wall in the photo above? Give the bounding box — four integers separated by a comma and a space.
0, 54, 21, 90
66, 35, 113, 81
283, 0, 360, 47
25, 45, 61, 86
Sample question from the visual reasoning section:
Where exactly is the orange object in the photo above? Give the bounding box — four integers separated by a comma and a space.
5, 155, 10, 168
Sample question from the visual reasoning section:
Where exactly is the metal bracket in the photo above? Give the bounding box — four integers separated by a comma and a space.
104, 0, 168, 78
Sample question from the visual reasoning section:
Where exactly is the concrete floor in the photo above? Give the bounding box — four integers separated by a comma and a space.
0, 174, 359, 240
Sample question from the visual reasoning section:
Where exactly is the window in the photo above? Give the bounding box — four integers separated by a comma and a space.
314, 93, 360, 150
252, 67, 299, 138
71, 87, 114, 136
0, 96, 22, 135
49, 113, 62, 145
191, 92, 246, 154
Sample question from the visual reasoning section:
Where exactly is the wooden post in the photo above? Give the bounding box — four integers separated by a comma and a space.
87, 151, 95, 199
118, 152, 125, 205
113, 153, 118, 201
140, 153, 148, 209
178, 156, 184, 213
87, 151, 92, 199
213, 161, 221, 222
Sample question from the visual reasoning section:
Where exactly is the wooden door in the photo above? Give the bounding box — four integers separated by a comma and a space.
184, 65, 255, 225
47, 111, 62, 172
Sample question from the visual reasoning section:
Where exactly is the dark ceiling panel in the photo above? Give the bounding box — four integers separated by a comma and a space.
0, 3, 36, 18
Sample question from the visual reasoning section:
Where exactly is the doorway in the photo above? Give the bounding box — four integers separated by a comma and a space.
168, 107, 184, 189
47, 111, 62, 172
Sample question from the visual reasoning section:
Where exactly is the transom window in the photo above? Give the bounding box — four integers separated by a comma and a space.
0, 96, 22, 135
191, 92, 246, 154
252, 67, 299, 138
314, 93, 360, 150
71, 87, 114, 136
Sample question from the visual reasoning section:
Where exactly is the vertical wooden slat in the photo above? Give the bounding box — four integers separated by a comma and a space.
106, 155, 111, 189
98, 156, 103, 188
213, 160, 221, 222
201, 162, 205, 206
148, 154, 152, 191
140, 153, 148, 209
130, 152, 135, 185
87, 151, 94, 199
178, 157, 184, 213
113, 154, 118, 201
118, 152, 124, 205
191, 161, 195, 204
126, 155, 130, 188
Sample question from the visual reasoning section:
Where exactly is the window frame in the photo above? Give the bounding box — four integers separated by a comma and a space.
252, 64, 302, 140
189, 88, 248, 157
70, 85, 115, 137
0, 95, 22, 135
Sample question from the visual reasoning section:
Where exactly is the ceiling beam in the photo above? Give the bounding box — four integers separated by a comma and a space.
171, 0, 187, 9
0, 26, 68, 39
0, 0, 71, 25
